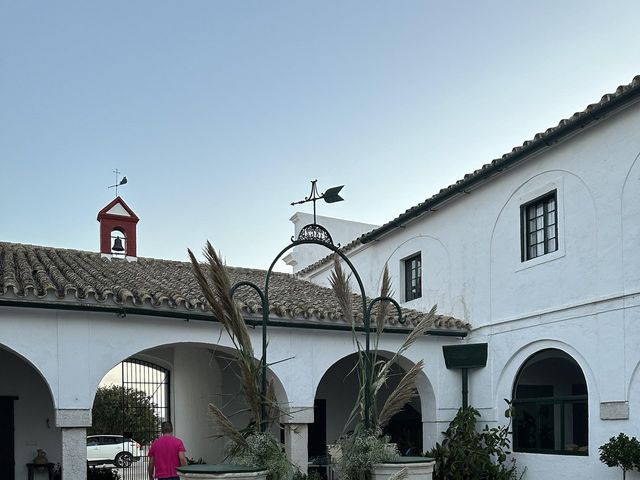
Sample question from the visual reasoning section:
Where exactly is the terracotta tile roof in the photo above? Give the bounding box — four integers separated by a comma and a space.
298, 74, 640, 276
0, 242, 469, 331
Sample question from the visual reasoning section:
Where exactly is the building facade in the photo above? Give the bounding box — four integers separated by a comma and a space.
294, 76, 640, 478
3, 75, 640, 480
0, 237, 465, 480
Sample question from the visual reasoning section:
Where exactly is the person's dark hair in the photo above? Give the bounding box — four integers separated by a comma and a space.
161, 421, 173, 434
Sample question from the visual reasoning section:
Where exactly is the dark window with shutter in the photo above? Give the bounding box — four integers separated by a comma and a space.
521, 191, 558, 261
404, 254, 422, 302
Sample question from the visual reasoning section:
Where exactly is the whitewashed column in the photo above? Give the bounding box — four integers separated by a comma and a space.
282, 406, 314, 474
56, 409, 92, 480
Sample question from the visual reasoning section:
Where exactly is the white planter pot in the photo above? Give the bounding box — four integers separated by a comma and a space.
372, 458, 435, 480
177, 465, 269, 480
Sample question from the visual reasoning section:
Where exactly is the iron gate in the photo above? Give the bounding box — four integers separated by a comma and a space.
117, 358, 170, 480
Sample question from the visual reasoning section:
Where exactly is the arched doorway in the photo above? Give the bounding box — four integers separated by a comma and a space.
91, 357, 170, 478
512, 348, 588, 455
0, 345, 57, 480
310, 352, 424, 465
91, 342, 290, 474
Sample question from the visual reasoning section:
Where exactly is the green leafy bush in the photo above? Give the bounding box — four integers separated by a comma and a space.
599, 433, 640, 479
336, 429, 399, 480
230, 432, 292, 480
292, 470, 323, 480
87, 466, 120, 480
426, 404, 523, 480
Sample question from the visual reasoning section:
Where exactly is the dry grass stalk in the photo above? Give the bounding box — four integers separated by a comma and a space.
190, 242, 280, 439
329, 259, 435, 434
375, 305, 435, 388
329, 258, 354, 324
378, 359, 425, 428
374, 264, 392, 337
208, 403, 247, 447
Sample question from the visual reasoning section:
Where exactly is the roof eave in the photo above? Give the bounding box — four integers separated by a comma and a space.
361, 82, 640, 244
0, 298, 468, 337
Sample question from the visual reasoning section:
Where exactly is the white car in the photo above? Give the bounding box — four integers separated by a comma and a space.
87, 435, 142, 468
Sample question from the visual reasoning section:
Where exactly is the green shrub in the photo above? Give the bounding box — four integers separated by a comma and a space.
336, 429, 399, 480
230, 432, 292, 480
87, 466, 119, 480
599, 433, 640, 479
426, 404, 523, 480
292, 470, 323, 480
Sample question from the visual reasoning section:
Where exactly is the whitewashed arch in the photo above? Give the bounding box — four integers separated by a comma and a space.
0, 342, 57, 408
314, 349, 436, 423
89, 340, 290, 409
495, 338, 598, 411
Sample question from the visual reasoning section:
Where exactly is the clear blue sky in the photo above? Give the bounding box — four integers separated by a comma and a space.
1, 1, 639, 271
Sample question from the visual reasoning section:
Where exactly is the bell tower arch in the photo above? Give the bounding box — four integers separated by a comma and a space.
97, 196, 140, 258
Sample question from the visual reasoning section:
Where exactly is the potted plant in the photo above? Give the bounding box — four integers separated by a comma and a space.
182, 243, 293, 480
426, 402, 524, 480
599, 433, 640, 480
329, 259, 436, 480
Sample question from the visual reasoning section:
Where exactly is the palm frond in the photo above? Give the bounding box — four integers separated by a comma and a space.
378, 359, 424, 428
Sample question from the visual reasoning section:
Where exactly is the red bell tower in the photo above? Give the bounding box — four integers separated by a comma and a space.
97, 196, 140, 258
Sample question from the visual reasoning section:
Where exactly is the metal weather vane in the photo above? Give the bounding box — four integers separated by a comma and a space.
107, 169, 128, 197
290, 179, 344, 246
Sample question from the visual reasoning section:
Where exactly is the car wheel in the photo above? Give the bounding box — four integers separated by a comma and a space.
115, 452, 132, 468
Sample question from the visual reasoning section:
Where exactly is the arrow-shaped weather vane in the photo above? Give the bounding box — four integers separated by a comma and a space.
108, 169, 128, 197
290, 180, 344, 224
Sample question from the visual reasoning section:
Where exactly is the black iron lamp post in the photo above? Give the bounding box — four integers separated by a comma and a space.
229, 180, 404, 432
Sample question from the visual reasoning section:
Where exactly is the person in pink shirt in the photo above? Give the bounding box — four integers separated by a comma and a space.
148, 421, 187, 480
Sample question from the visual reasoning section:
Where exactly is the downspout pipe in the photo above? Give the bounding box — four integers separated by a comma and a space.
442, 343, 488, 409
461, 368, 469, 409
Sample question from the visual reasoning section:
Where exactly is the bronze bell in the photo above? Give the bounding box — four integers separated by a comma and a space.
112, 237, 125, 252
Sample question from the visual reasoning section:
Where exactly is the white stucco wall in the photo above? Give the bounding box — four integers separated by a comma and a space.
0, 303, 450, 477
304, 103, 640, 325
296, 101, 640, 479
284, 212, 379, 273
5, 102, 640, 479
171, 345, 222, 462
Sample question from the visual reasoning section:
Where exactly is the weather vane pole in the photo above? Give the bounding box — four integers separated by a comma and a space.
290, 179, 344, 224
108, 169, 128, 197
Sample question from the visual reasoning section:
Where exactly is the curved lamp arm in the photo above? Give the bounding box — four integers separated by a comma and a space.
366, 295, 404, 326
